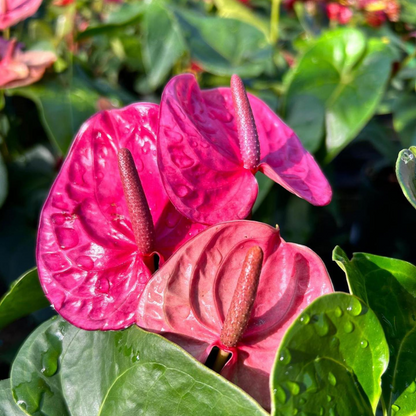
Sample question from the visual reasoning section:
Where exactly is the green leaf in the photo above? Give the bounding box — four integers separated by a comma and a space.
174, 8, 272, 77
213, 0, 270, 40
0, 379, 26, 416
0, 151, 7, 208
77, 3, 145, 40
286, 94, 325, 153
9, 75, 101, 154
285, 28, 394, 161
12, 317, 268, 416
393, 94, 416, 148
333, 247, 416, 415
270, 293, 389, 416
0, 268, 50, 330
396, 147, 416, 209
11, 317, 74, 415
142, 2, 186, 90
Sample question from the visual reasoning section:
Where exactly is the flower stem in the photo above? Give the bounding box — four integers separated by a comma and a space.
212, 349, 231, 374
270, 0, 281, 45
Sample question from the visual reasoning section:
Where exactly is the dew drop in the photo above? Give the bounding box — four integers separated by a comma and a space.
135, 158, 144, 172
293, 409, 298, 415
319, 407, 325, 416
360, 340, 368, 349
55, 227, 79, 249
96, 277, 110, 294
392, 404, 400, 413
407, 381, 416, 393
279, 348, 292, 365
286, 381, 300, 395
274, 385, 287, 404
172, 152, 194, 169
327, 395, 332, 402
401, 150, 414, 164
176, 185, 190, 197
165, 210, 181, 228
299, 398, 306, 405
328, 372, 337, 386
329, 408, 336, 416
346, 299, 362, 316
164, 129, 183, 143
315, 313, 330, 337
76, 256, 94, 271
344, 321, 354, 333
334, 307, 343, 318
299, 313, 310, 325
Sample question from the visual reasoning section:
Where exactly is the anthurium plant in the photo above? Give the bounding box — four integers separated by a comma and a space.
3, 1, 416, 416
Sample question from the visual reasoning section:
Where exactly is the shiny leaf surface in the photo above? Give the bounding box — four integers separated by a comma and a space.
285, 28, 393, 161
396, 147, 416, 209
333, 247, 416, 415
0, 379, 26, 416
11, 317, 268, 416
271, 293, 389, 416
0, 267, 49, 330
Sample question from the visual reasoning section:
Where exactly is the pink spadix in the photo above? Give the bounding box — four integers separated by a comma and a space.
230, 75, 260, 171
158, 74, 332, 225
118, 148, 155, 256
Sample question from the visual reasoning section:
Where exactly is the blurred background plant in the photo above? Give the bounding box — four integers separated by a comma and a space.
1, 0, 416, 379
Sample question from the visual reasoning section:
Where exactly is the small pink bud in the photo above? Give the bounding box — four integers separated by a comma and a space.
220, 246, 264, 347
118, 148, 155, 255
230, 74, 261, 171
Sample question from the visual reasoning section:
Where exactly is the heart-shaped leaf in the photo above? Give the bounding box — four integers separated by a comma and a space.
11, 317, 268, 416
270, 293, 389, 416
0, 267, 49, 329
285, 28, 394, 161
142, 1, 186, 90
333, 247, 416, 415
173, 8, 272, 77
0, 380, 26, 416
396, 147, 416, 209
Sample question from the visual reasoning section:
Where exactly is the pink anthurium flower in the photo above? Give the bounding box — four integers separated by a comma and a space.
0, 0, 42, 29
37, 103, 206, 330
137, 220, 333, 410
0, 38, 56, 89
157, 74, 332, 225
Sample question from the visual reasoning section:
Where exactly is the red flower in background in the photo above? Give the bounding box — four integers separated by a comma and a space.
0, 0, 42, 29
37, 104, 206, 330
0, 38, 56, 89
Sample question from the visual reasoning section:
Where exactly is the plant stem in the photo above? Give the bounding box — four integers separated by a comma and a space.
270, 0, 281, 45
212, 349, 230, 374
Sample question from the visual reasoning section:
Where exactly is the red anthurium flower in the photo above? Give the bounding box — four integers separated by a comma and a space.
0, 38, 56, 89
157, 74, 332, 225
137, 220, 333, 410
0, 0, 42, 29
37, 103, 206, 330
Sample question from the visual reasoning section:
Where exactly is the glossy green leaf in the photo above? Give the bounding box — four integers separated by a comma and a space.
396, 147, 416, 209
12, 317, 268, 416
11, 318, 74, 415
174, 8, 272, 77
286, 94, 325, 153
213, 0, 270, 40
0, 268, 49, 329
142, 2, 186, 90
77, 3, 145, 40
9, 76, 101, 154
0, 152, 7, 208
0, 379, 26, 416
333, 247, 416, 415
393, 94, 416, 148
270, 293, 389, 416
285, 28, 394, 161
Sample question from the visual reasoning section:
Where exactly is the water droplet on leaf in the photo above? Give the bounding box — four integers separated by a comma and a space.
286, 381, 300, 395
299, 313, 310, 324
346, 299, 362, 316
328, 372, 337, 386
279, 348, 292, 365
274, 385, 287, 404
334, 307, 342, 317
360, 340, 368, 349
344, 321, 354, 333
401, 150, 414, 164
